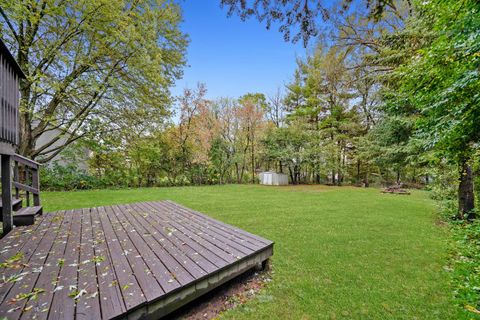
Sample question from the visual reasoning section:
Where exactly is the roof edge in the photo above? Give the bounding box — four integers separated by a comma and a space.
0, 38, 26, 79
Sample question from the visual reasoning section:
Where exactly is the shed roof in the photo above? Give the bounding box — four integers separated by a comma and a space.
0, 38, 26, 79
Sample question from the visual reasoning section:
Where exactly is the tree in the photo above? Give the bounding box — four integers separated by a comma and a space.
175, 84, 210, 183
286, 45, 361, 184
0, 0, 187, 161
266, 88, 287, 128
220, 0, 405, 45
238, 93, 266, 183
263, 123, 309, 184
380, 0, 480, 219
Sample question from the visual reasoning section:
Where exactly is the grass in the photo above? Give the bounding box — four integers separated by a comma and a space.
42, 185, 454, 319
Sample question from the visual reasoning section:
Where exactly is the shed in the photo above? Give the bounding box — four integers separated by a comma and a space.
259, 171, 289, 185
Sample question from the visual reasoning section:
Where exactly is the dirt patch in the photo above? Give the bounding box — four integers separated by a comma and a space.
269, 184, 330, 193
170, 267, 273, 320
273, 184, 364, 193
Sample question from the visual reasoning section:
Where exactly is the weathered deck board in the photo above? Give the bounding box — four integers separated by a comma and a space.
152, 202, 261, 255
96, 206, 146, 310
48, 209, 83, 320
0, 201, 273, 320
20, 211, 73, 320
133, 203, 219, 273
0, 212, 65, 318
0, 213, 57, 307
106, 205, 163, 302
111, 205, 181, 293
120, 205, 197, 286
90, 207, 126, 319
160, 201, 268, 250
136, 203, 232, 268
75, 208, 102, 320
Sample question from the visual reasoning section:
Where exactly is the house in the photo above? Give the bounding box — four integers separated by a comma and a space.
0, 38, 43, 233
34, 121, 91, 171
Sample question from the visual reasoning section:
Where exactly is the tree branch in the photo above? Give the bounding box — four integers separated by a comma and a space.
0, 6, 19, 42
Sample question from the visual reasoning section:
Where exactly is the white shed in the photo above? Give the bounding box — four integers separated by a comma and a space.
259, 171, 289, 186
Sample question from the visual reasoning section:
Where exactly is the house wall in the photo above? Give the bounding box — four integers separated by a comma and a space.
35, 126, 90, 171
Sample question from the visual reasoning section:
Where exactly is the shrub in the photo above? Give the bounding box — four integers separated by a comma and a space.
41, 163, 107, 191
449, 220, 480, 318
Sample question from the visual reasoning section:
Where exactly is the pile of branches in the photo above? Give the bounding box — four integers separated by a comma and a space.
381, 184, 411, 195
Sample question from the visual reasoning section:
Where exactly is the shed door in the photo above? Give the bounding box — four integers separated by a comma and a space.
266, 173, 272, 185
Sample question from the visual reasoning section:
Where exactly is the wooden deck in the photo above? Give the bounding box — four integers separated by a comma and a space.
0, 201, 273, 319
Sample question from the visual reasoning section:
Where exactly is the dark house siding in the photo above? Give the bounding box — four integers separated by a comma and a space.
0, 38, 25, 152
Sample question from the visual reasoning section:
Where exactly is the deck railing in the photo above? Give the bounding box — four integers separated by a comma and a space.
12, 154, 41, 206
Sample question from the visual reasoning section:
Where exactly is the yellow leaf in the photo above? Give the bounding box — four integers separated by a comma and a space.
465, 305, 480, 314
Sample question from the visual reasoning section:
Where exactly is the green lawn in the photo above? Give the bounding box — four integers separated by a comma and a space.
43, 185, 454, 319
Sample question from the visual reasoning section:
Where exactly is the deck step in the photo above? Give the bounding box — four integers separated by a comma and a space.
12, 206, 42, 226
0, 198, 22, 214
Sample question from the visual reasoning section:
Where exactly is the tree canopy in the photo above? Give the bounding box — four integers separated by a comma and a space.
0, 0, 187, 161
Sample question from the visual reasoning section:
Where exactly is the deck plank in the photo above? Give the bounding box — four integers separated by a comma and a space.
169, 201, 267, 249
132, 203, 219, 274
96, 206, 146, 311
105, 205, 163, 303
75, 208, 102, 320
0, 212, 48, 262
19, 211, 73, 320
151, 202, 256, 256
0, 213, 57, 307
48, 210, 83, 320
118, 204, 197, 286
90, 207, 126, 319
136, 203, 233, 268
0, 212, 66, 319
165, 200, 271, 246
110, 205, 181, 293
0, 201, 273, 320
157, 201, 264, 251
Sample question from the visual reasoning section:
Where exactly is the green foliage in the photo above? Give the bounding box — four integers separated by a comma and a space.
449, 221, 480, 319
390, 0, 480, 163
1, 0, 187, 159
40, 164, 107, 191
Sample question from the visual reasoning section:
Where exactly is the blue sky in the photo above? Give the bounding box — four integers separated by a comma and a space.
172, 1, 310, 99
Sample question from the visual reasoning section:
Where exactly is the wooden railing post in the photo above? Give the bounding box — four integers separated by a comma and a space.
12, 154, 41, 210
26, 167, 30, 206
13, 161, 19, 199
1, 154, 13, 234
32, 168, 40, 206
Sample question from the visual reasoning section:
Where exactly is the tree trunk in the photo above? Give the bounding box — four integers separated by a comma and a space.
288, 167, 295, 184
235, 163, 241, 183
251, 137, 255, 184
295, 165, 300, 184
356, 160, 361, 185
458, 161, 475, 220
364, 165, 369, 188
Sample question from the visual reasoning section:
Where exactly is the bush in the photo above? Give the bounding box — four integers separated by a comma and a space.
41, 163, 107, 191
449, 220, 480, 319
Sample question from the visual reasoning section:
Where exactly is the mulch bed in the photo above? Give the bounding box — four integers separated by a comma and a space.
170, 268, 273, 319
